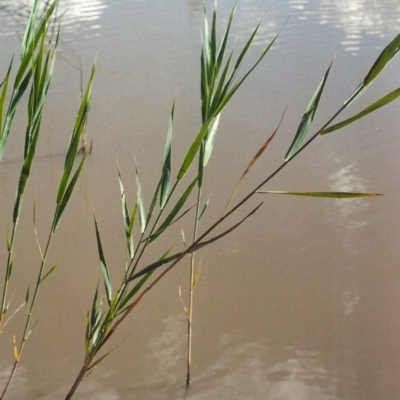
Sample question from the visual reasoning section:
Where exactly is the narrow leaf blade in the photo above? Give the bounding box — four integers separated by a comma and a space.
130, 252, 184, 281
135, 159, 146, 233
160, 101, 174, 209
94, 216, 112, 306
257, 191, 382, 198
149, 176, 198, 243
321, 88, 400, 135
285, 58, 334, 161
203, 113, 221, 166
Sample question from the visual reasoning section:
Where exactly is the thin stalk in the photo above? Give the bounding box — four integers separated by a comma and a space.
0, 223, 17, 327
0, 211, 57, 400
65, 249, 189, 400
187, 182, 202, 386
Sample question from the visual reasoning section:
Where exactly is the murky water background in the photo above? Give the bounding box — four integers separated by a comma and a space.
1, 0, 400, 399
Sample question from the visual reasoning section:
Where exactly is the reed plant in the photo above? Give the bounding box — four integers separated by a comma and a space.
65, 5, 400, 399
1, 1, 400, 399
0, 1, 94, 398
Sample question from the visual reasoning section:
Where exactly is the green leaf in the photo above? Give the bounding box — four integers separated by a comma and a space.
321, 88, 400, 135
180, 9, 280, 180
177, 122, 211, 180
198, 197, 210, 220
6, 225, 11, 251
118, 168, 134, 259
285, 58, 334, 161
215, 4, 236, 76
57, 63, 95, 205
54, 152, 87, 231
89, 284, 101, 340
233, 20, 264, 76
17, 108, 43, 197
160, 101, 174, 209
149, 176, 198, 243
30, 33, 59, 133
171, 203, 197, 225
345, 34, 400, 106
214, 31, 280, 118
146, 179, 161, 227
39, 264, 58, 283
257, 191, 382, 198
94, 216, 112, 306
203, 113, 221, 166
25, 286, 30, 310
0, 58, 13, 135
0, 69, 33, 161
87, 348, 116, 372
135, 159, 146, 233
210, 51, 234, 116
117, 271, 154, 313
129, 251, 184, 281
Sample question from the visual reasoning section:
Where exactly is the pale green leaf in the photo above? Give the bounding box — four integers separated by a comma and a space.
257, 190, 382, 198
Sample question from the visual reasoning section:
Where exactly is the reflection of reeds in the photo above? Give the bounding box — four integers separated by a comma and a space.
1, 0, 400, 398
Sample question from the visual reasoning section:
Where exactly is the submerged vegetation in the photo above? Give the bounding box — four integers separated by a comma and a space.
0, 0, 399, 398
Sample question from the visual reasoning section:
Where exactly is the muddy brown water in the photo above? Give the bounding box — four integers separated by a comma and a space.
1, 0, 400, 399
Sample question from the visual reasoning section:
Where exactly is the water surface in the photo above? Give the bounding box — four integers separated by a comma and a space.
0, 1, 400, 399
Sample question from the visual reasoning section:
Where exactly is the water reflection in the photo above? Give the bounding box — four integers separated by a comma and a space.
186, 340, 357, 399
59, 0, 107, 33
0, 364, 28, 400
217, 0, 400, 56
0, 362, 119, 400
328, 163, 371, 256
0, 0, 107, 38
328, 163, 370, 220
148, 314, 187, 384
341, 291, 360, 317
318, 0, 400, 54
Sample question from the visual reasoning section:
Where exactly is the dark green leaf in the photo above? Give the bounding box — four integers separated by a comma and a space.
177, 123, 211, 180
149, 176, 198, 243
129, 251, 184, 280
0, 69, 33, 161
57, 63, 95, 205
54, 153, 87, 231
160, 101, 174, 209
118, 168, 134, 259
94, 216, 112, 306
117, 271, 154, 313
285, 58, 334, 160
0, 58, 13, 135
345, 34, 400, 106
321, 88, 400, 135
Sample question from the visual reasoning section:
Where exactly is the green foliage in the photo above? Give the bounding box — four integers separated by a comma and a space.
0, 1, 95, 398
1, 2, 400, 399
